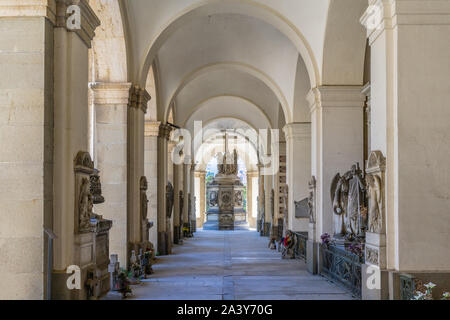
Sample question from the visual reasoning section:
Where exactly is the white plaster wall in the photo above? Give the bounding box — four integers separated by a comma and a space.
394, 24, 450, 271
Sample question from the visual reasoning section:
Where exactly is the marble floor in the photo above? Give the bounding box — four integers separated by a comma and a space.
105, 230, 354, 300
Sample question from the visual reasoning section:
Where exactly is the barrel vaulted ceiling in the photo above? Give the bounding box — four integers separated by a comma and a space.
110, 0, 367, 128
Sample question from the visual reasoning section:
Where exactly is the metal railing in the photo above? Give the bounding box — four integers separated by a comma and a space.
320, 243, 363, 298
292, 232, 308, 262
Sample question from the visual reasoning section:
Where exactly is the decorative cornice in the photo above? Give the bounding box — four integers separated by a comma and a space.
0, 0, 57, 23
361, 0, 450, 45
158, 123, 172, 140
145, 120, 161, 137
90, 82, 132, 105
55, 0, 100, 48
307, 86, 366, 113
283, 123, 311, 141
128, 85, 151, 114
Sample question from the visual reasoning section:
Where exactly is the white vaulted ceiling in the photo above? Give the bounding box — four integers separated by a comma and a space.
118, 0, 368, 127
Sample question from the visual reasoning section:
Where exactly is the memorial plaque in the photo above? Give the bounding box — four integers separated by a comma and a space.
295, 197, 310, 218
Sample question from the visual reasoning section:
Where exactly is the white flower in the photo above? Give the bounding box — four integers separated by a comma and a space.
413, 292, 425, 300
424, 282, 436, 289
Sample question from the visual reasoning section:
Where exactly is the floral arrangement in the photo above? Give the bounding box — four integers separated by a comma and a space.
321, 233, 332, 247
412, 282, 450, 300
347, 242, 364, 258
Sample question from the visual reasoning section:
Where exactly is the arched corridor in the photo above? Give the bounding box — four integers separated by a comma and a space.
105, 230, 353, 300
1, 0, 450, 302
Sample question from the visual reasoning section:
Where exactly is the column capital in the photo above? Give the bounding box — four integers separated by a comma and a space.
247, 171, 258, 177
158, 123, 172, 140
307, 86, 365, 113
55, 0, 100, 48
283, 123, 311, 141
144, 121, 161, 137
194, 171, 206, 178
129, 85, 151, 114
90, 82, 132, 105
0, 0, 57, 24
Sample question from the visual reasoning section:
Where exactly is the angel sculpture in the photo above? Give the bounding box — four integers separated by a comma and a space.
366, 174, 382, 233
330, 173, 349, 238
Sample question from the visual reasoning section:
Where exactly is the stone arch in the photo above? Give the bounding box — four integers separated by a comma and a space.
89, 0, 128, 83
192, 118, 260, 172
182, 95, 273, 129
137, 0, 320, 91
165, 62, 291, 124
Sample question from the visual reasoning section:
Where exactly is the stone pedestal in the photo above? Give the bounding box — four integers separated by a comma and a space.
92, 218, 113, 298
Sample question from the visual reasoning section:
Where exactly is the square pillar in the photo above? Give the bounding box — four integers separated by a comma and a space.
0, 2, 56, 299
360, 0, 450, 295
157, 123, 171, 255
91, 82, 131, 267
283, 123, 311, 233
127, 86, 150, 265
144, 121, 160, 252
307, 86, 365, 243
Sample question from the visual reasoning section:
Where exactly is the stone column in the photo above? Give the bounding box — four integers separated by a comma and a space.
195, 171, 206, 228
307, 87, 365, 244
52, 0, 100, 300
173, 163, 183, 244
263, 173, 272, 237
166, 141, 175, 253
182, 163, 190, 228
190, 163, 197, 232
246, 171, 258, 229
90, 82, 130, 267
360, 0, 450, 298
257, 165, 265, 233
157, 123, 171, 255
283, 123, 311, 233
0, 1, 57, 300
127, 86, 150, 265
144, 121, 160, 251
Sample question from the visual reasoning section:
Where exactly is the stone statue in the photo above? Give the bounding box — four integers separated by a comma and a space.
308, 176, 316, 223
90, 169, 105, 204
140, 176, 149, 241
179, 190, 184, 226
346, 164, 366, 238
232, 149, 238, 175
331, 173, 349, 238
366, 151, 385, 234
331, 164, 366, 240
140, 177, 148, 220
78, 177, 93, 232
209, 191, 218, 207
166, 182, 174, 218
234, 190, 243, 206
